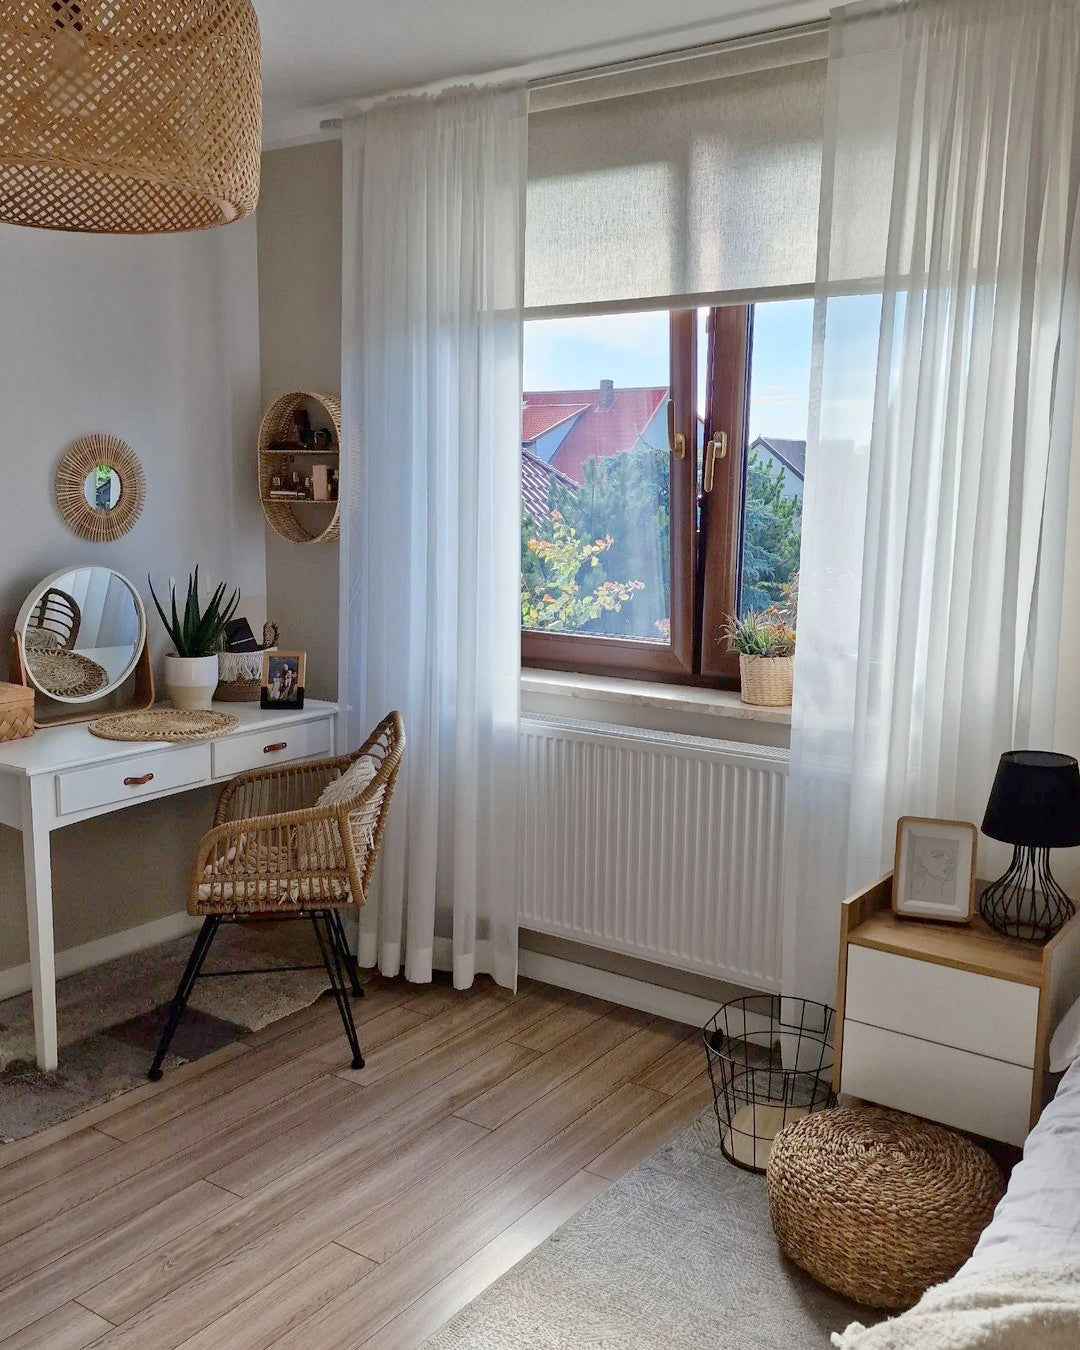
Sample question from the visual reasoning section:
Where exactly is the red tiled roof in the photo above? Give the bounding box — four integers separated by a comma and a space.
522, 387, 668, 485
521, 402, 589, 444
522, 448, 578, 522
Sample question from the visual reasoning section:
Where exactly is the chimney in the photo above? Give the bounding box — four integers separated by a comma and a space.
598, 378, 615, 410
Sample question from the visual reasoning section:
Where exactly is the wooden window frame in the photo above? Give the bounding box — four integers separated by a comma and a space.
521, 304, 752, 690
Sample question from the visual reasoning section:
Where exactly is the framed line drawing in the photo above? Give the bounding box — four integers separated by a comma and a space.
892, 816, 977, 923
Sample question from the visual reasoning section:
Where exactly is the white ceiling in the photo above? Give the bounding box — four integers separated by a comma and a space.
255, 0, 828, 145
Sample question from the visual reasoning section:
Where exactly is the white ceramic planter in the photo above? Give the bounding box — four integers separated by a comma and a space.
164, 653, 219, 711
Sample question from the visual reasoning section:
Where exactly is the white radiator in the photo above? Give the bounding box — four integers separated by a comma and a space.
520, 716, 788, 992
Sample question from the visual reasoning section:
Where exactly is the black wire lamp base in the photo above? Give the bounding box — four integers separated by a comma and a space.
979, 844, 1076, 942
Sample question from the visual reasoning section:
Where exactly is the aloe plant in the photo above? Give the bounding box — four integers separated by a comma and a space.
148, 568, 240, 658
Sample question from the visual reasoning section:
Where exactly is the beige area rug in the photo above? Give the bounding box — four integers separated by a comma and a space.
0, 921, 332, 1141
426, 1110, 878, 1350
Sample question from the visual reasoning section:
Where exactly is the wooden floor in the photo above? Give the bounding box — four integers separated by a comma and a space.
0, 974, 712, 1350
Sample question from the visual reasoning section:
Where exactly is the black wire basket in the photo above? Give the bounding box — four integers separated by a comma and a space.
703, 994, 836, 1174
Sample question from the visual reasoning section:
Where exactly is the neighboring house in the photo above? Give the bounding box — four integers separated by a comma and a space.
522, 380, 668, 484
749, 436, 805, 499
521, 401, 591, 465
521, 447, 578, 523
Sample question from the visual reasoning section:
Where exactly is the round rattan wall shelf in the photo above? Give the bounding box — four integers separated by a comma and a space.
258, 391, 341, 545
56, 434, 145, 542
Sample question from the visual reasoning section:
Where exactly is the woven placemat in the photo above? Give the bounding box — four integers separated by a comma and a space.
89, 709, 239, 742
26, 649, 109, 698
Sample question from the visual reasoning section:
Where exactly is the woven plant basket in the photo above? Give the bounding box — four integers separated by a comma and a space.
0, 2, 261, 235
739, 653, 793, 707
766, 1107, 1003, 1310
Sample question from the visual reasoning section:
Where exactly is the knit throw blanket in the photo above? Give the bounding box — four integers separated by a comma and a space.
832, 1262, 1080, 1349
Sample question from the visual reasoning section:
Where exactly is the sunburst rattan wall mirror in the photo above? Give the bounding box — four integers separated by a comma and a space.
56, 435, 145, 542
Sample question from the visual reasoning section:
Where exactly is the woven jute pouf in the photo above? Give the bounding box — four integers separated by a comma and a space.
766, 1106, 1004, 1309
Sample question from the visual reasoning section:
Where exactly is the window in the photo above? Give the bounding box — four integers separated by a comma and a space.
520, 299, 810, 686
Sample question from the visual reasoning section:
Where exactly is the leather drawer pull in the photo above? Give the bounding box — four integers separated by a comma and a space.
124, 772, 154, 786
264, 741, 288, 753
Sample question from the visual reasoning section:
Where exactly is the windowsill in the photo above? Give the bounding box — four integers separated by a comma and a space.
520, 668, 792, 726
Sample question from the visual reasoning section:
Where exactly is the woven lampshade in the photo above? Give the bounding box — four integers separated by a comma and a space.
0, 2, 261, 234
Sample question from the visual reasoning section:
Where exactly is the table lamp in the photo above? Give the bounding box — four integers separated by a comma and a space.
980, 750, 1080, 941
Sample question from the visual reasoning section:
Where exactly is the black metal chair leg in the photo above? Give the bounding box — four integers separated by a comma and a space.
311, 912, 364, 1070
330, 910, 364, 997
147, 917, 220, 1080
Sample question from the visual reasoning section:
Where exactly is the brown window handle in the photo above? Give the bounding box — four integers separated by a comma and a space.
124, 772, 154, 786
264, 741, 288, 754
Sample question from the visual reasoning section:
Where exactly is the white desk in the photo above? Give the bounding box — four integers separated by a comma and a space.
0, 699, 338, 1069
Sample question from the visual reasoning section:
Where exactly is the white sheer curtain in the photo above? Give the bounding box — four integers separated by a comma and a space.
785, 0, 1080, 1003
340, 85, 527, 989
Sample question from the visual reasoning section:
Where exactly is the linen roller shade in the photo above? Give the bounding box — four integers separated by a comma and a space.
525, 31, 827, 311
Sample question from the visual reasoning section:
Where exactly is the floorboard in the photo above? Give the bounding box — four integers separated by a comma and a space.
0, 975, 709, 1349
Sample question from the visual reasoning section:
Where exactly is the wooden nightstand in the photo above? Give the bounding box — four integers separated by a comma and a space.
834, 874, 1080, 1145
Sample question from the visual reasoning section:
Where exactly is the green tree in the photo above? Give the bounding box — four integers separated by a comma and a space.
521, 444, 669, 638
740, 449, 801, 612
520, 512, 643, 632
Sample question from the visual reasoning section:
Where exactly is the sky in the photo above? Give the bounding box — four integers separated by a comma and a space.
523, 296, 881, 448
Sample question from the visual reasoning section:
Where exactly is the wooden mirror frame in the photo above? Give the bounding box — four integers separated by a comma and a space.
56, 434, 145, 543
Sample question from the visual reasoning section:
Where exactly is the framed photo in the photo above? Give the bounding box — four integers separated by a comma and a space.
260, 649, 306, 710
892, 816, 977, 923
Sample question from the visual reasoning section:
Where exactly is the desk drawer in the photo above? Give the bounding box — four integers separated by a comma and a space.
211, 717, 334, 780
841, 1019, 1032, 1146
57, 744, 210, 817
845, 944, 1038, 1067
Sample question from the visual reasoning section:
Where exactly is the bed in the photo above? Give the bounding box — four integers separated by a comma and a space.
958, 1054, 1080, 1280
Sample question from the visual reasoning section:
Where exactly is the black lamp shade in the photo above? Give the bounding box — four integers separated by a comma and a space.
981, 751, 1080, 849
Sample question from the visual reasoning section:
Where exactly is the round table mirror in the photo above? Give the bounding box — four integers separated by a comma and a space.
82, 466, 122, 512
15, 567, 147, 704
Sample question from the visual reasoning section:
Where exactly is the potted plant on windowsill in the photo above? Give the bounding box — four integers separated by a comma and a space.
149, 569, 240, 710
720, 604, 796, 708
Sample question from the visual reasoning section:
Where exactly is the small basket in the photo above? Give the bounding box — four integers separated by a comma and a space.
0, 682, 34, 741
703, 994, 835, 1173
215, 623, 278, 702
739, 654, 793, 707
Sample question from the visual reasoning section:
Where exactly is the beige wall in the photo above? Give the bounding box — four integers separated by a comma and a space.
257, 141, 343, 701
0, 220, 263, 977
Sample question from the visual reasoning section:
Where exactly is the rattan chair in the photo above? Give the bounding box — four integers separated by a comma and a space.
148, 711, 405, 1080
30, 587, 81, 648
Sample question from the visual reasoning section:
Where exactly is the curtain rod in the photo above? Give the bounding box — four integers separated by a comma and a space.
318, 16, 827, 132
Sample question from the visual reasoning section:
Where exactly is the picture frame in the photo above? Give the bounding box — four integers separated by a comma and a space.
892, 816, 977, 924
260, 649, 306, 710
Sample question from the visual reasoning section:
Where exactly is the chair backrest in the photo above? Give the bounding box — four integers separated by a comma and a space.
31, 587, 81, 648
340, 711, 405, 899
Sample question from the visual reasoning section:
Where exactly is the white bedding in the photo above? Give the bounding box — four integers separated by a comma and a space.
832, 1261, 1080, 1349
959, 1056, 1080, 1279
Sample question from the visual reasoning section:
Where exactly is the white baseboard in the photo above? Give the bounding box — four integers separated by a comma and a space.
519, 949, 725, 1028
0, 910, 202, 1002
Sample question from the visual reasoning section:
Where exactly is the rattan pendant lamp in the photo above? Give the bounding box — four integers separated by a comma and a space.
0, 2, 261, 234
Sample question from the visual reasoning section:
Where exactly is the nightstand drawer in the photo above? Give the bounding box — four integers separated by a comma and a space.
846, 944, 1039, 1067
841, 1020, 1032, 1146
